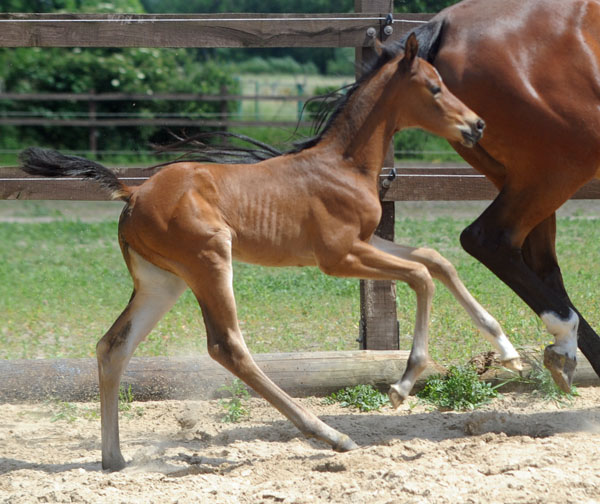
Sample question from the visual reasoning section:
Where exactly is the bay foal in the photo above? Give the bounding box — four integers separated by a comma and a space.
21, 35, 519, 471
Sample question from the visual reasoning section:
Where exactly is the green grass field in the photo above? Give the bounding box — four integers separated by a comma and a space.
0, 200, 598, 365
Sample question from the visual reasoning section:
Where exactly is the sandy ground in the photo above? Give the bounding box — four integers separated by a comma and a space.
1, 387, 600, 504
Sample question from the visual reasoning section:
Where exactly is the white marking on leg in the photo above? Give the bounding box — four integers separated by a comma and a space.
541, 308, 579, 360
474, 311, 520, 362
127, 250, 188, 353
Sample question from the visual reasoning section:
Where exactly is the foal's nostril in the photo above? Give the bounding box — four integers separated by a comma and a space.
476, 119, 485, 132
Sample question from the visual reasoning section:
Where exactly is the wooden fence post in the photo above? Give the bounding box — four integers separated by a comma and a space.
88, 89, 98, 156
355, 0, 399, 350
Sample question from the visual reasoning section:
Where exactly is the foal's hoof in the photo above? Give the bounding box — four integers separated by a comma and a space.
501, 357, 523, 372
543, 345, 577, 393
388, 384, 408, 409
333, 435, 359, 452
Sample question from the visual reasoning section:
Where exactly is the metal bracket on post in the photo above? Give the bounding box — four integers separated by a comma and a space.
383, 13, 394, 38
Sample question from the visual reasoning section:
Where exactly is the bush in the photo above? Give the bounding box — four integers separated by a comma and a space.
417, 365, 498, 411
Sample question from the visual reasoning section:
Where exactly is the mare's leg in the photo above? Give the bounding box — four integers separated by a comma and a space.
460, 188, 600, 391
317, 241, 437, 408
370, 235, 521, 369
183, 240, 358, 452
521, 215, 600, 386
521, 215, 568, 297
96, 249, 187, 470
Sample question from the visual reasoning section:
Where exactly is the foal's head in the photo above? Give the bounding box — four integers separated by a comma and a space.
386, 33, 484, 147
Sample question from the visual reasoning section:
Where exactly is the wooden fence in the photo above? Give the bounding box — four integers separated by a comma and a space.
2, 4, 600, 356
0, 91, 313, 129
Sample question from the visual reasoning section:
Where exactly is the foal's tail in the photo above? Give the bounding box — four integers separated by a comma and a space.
19, 147, 132, 202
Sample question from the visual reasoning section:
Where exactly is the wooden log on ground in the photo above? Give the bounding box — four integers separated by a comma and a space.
1, 349, 596, 404
0, 350, 445, 403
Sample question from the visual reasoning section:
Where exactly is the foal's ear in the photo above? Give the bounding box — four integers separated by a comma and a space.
404, 32, 419, 65
374, 38, 384, 56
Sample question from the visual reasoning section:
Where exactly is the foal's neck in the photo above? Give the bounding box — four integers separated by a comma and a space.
318, 66, 402, 178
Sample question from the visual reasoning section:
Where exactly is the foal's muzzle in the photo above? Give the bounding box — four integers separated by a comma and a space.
461, 118, 485, 147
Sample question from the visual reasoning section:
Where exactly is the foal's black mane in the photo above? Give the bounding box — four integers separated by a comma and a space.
157, 20, 445, 166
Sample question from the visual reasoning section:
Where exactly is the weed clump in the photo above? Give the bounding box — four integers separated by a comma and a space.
324, 384, 389, 412
219, 379, 251, 423
417, 365, 498, 411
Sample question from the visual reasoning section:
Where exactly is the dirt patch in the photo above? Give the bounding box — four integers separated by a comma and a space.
2, 388, 600, 503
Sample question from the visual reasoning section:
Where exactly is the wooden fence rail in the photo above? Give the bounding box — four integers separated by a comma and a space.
0, 91, 314, 129
4, 164, 600, 202
0, 12, 430, 48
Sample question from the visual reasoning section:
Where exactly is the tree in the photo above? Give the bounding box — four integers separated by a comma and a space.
0, 0, 239, 155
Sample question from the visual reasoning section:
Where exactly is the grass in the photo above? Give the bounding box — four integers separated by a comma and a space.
0, 201, 598, 366
500, 355, 580, 406
324, 384, 389, 412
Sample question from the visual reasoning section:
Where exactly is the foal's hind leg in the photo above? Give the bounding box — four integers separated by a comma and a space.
370, 235, 522, 370
96, 249, 187, 470
183, 244, 358, 452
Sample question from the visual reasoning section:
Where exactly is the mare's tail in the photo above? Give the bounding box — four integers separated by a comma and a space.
19, 147, 132, 202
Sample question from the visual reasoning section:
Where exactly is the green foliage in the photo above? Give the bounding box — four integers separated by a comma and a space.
45, 399, 100, 422
235, 56, 318, 75
118, 384, 144, 418
2, 0, 145, 13
219, 379, 251, 423
49, 401, 79, 422
141, 0, 354, 14
396, 0, 461, 13
326, 48, 355, 76
417, 365, 498, 410
0, 46, 238, 153
501, 357, 579, 405
394, 129, 462, 162
324, 384, 389, 412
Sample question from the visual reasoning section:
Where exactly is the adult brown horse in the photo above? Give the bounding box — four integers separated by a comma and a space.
402, 0, 600, 391
20, 35, 511, 471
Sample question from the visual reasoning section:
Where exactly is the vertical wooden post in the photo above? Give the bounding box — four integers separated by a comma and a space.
220, 84, 229, 131
355, 0, 399, 350
88, 89, 97, 156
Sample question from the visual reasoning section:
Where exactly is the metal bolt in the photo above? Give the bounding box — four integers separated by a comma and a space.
366, 27, 377, 38
383, 25, 393, 36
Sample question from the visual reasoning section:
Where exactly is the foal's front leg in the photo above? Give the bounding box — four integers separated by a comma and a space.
185, 247, 358, 452
370, 235, 522, 371
318, 240, 436, 407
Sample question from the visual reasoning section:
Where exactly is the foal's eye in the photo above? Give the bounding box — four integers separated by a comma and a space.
430, 85, 442, 96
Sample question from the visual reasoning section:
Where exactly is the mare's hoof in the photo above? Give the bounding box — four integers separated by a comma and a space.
388, 385, 408, 409
543, 345, 576, 393
501, 357, 523, 372
333, 435, 359, 452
